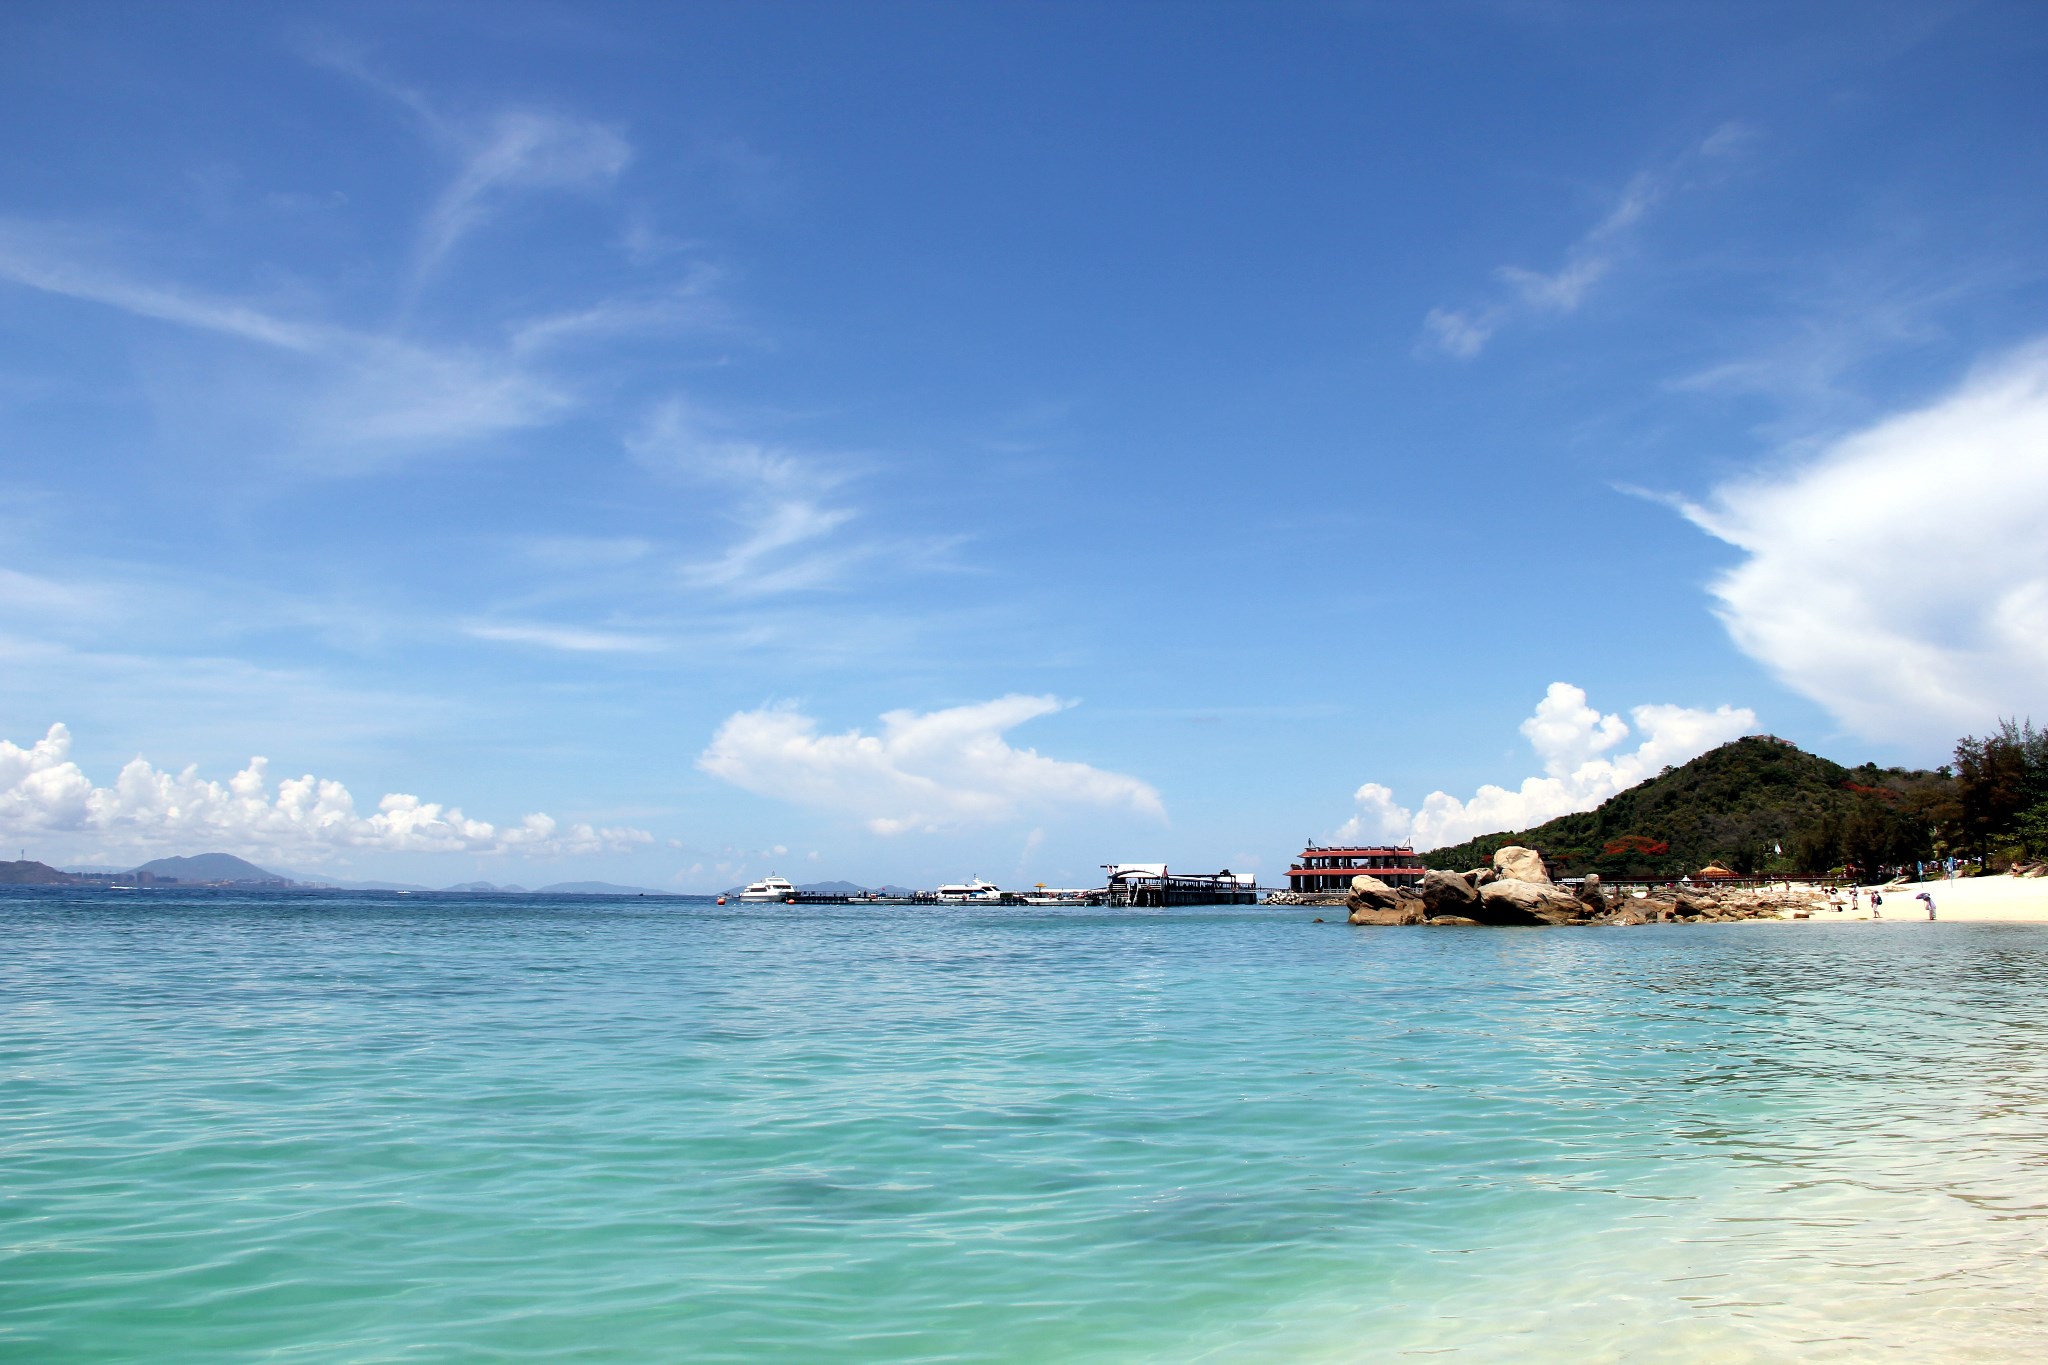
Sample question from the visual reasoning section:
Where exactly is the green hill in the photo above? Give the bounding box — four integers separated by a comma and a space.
1, 860, 81, 885
131, 853, 290, 884
1422, 735, 1954, 878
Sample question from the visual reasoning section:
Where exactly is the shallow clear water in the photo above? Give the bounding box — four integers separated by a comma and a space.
4, 891, 2046, 1363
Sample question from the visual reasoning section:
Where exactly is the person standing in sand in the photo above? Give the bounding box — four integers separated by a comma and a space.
1917, 891, 1936, 920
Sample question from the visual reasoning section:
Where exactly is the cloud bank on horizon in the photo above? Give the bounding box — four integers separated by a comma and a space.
698, 695, 1163, 835
1339, 683, 1756, 852
1681, 341, 2048, 748
0, 723, 650, 866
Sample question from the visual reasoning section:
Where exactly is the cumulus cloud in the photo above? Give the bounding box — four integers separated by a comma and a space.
1336, 683, 1755, 851
0, 723, 651, 863
1677, 340, 2048, 746
697, 695, 1164, 834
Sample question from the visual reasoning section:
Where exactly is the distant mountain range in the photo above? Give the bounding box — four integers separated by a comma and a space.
7, 852, 688, 897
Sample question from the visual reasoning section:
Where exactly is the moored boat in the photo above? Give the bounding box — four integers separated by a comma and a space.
738, 875, 797, 903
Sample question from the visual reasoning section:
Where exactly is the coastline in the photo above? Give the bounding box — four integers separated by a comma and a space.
1829, 875, 2048, 922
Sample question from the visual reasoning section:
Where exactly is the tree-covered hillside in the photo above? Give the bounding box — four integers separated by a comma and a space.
1421, 735, 1954, 878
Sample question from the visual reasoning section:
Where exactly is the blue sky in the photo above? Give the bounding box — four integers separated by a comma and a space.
3, 1, 2045, 890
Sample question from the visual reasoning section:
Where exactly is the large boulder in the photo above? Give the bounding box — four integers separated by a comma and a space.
1477, 878, 1587, 925
1575, 873, 1608, 914
1347, 874, 1401, 911
1491, 846, 1550, 884
1420, 868, 1483, 919
1348, 902, 1426, 926
1672, 891, 1720, 919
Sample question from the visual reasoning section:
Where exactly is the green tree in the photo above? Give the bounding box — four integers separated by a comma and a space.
1954, 720, 2048, 864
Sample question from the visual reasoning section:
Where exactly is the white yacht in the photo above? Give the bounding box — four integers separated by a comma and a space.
935, 878, 1003, 903
738, 875, 797, 903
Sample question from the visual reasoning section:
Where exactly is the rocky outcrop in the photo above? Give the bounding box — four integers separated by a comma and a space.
1347, 874, 1432, 925
1478, 877, 1590, 925
1411, 846, 1609, 926
1267, 890, 1350, 906
1491, 845, 1549, 885
1348, 901, 1426, 926
1347, 874, 1401, 910
1574, 873, 1608, 914
1420, 868, 1482, 920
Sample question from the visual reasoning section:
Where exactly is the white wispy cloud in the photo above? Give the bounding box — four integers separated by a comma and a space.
416, 110, 631, 280
1676, 339, 2048, 746
697, 695, 1165, 834
1420, 122, 1750, 359
0, 56, 713, 475
0, 225, 574, 468
0, 722, 652, 862
507, 268, 728, 355
1337, 683, 1755, 851
461, 621, 663, 653
628, 399, 869, 597
0, 219, 326, 350
310, 47, 632, 284
1421, 172, 1657, 359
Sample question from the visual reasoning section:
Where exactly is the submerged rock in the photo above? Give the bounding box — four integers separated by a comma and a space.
1348, 902, 1427, 926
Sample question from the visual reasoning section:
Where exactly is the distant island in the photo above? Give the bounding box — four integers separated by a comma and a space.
0, 853, 681, 897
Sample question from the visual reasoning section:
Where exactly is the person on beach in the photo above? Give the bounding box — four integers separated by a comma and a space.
1917, 891, 1936, 920
1871, 890, 1883, 916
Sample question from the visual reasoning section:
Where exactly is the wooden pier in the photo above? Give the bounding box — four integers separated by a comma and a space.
1101, 864, 1258, 907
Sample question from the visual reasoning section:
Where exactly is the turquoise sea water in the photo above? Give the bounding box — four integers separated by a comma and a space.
4, 892, 2047, 1363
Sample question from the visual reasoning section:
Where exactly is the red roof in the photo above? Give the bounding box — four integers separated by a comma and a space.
1296, 846, 1416, 856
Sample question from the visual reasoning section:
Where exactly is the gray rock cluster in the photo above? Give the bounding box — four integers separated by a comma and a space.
1345, 845, 1583, 926
1346, 847, 1673, 927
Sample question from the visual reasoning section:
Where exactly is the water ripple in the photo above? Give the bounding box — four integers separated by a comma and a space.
4, 895, 2047, 1362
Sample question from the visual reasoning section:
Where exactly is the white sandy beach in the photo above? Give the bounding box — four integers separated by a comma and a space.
1800, 876, 2048, 923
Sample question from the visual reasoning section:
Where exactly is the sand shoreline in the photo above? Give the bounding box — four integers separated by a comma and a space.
1747, 875, 2048, 923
